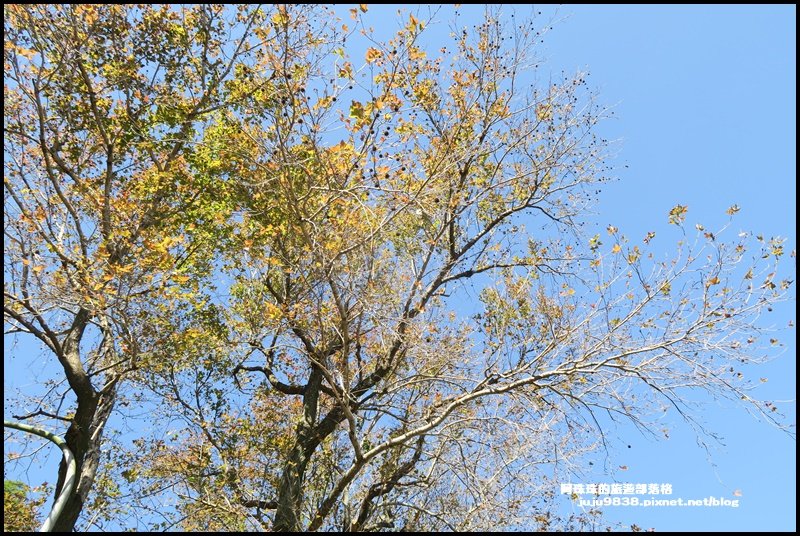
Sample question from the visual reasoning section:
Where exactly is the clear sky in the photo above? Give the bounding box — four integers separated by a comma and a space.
542, 5, 796, 531
4, 4, 795, 532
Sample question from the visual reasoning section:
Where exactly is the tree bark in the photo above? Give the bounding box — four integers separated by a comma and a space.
51, 385, 116, 532
273, 438, 314, 531
272, 367, 323, 532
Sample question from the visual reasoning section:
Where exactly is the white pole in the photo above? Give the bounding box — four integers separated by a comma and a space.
4, 420, 77, 532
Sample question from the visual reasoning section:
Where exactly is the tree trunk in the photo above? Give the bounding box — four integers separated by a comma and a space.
51, 381, 117, 531
273, 440, 314, 531
272, 367, 324, 531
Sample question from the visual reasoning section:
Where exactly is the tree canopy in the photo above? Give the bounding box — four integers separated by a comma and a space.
3, 4, 793, 532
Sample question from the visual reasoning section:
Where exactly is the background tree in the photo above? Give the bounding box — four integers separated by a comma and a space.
4, 4, 793, 532
3, 480, 46, 532
3, 4, 292, 530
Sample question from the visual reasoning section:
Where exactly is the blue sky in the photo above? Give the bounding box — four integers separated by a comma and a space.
532, 4, 796, 531
4, 4, 795, 532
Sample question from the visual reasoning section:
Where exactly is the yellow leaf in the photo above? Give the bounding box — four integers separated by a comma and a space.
668, 204, 688, 225
17, 47, 38, 60
365, 47, 382, 64
330, 140, 350, 153
611, 244, 622, 254
271, 7, 289, 25
315, 95, 333, 110
359, 3, 368, 12
408, 47, 426, 61
338, 62, 353, 79
349, 100, 365, 120
536, 103, 552, 121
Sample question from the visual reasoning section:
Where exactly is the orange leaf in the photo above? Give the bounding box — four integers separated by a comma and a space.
365, 47, 382, 64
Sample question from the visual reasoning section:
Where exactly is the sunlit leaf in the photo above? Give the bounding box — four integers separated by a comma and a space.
669, 204, 688, 225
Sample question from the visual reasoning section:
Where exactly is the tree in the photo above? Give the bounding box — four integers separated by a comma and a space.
3, 4, 285, 530
3, 480, 45, 532
4, 5, 793, 532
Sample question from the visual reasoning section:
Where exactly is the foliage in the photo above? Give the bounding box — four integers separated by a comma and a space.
3, 480, 45, 532
3, 3, 275, 530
